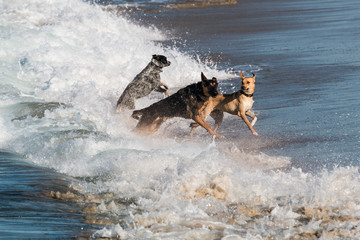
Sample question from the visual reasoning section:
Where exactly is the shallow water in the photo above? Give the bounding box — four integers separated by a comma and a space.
1, 0, 360, 239
0, 151, 97, 239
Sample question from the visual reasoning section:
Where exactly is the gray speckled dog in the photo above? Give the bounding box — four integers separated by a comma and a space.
116, 55, 171, 112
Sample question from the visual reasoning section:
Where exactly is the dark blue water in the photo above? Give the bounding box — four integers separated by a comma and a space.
0, 151, 98, 239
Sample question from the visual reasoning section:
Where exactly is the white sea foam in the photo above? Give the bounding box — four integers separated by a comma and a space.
1, 0, 360, 239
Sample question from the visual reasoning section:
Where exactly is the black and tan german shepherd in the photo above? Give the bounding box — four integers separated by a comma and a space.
190, 72, 258, 136
131, 72, 222, 138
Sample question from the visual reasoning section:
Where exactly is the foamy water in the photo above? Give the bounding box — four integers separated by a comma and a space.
1, 0, 360, 238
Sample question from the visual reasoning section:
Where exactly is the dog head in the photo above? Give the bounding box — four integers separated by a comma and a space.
240, 72, 256, 95
201, 72, 218, 98
152, 55, 171, 68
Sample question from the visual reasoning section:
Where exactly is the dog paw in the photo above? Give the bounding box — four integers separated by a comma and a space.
216, 134, 225, 139
253, 132, 259, 136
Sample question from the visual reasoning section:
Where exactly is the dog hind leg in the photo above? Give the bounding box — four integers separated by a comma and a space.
134, 116, 166, 135
116, 93, 135, 112
210, 110, 224, 132
152, 117, 166, 133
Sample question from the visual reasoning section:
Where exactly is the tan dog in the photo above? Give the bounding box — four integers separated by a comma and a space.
190, 72, 258, 136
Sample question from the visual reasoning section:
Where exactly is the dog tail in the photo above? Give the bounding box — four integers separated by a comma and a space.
131, 110, 143, 120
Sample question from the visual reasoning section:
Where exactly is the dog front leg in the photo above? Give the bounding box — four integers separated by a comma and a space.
239, 112, 258, 136
189, 110, 223, 137
155, 82, 170, 96
246, 110, 257, 126
193, 116, 223, 139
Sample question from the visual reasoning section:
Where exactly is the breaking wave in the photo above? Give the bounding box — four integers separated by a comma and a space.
1, 0, 360, 238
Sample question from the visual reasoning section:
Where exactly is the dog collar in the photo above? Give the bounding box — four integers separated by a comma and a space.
241, 90, 253, 98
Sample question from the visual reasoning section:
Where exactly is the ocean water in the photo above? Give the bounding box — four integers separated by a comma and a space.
1, 0, 360, 239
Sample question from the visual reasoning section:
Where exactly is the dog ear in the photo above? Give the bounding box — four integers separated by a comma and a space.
240, 71, 245, 80
201, 72, 208, 82
152, 54, 157, 59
